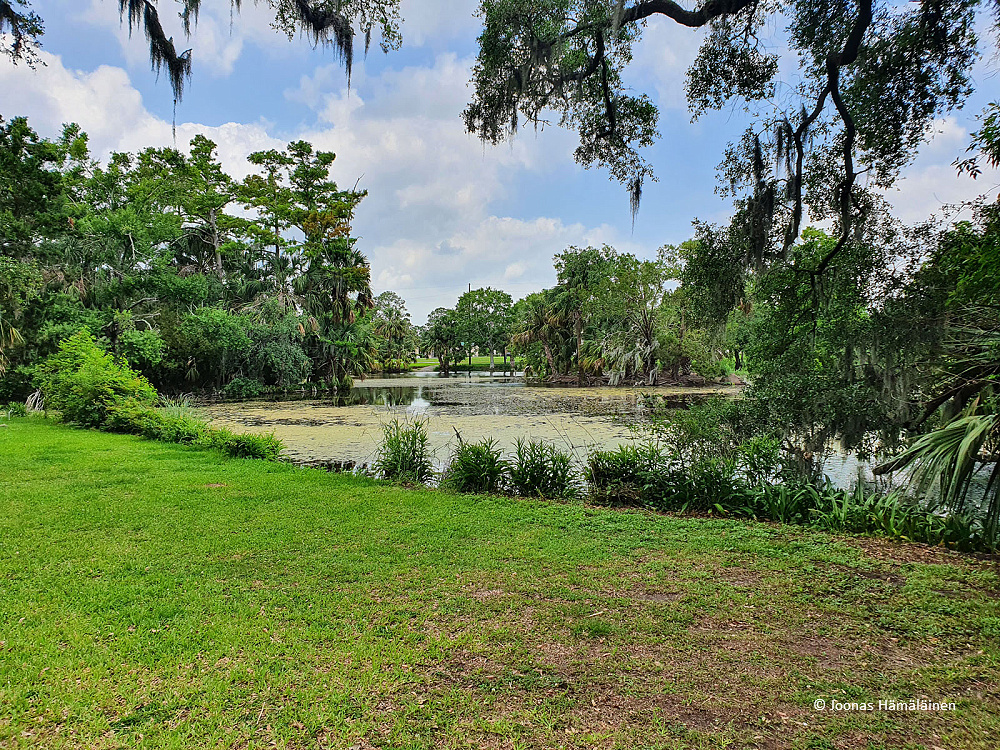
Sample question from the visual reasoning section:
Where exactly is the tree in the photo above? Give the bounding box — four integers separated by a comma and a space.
0, 0, 42, 66
0, 116, 83, 259
2, 1, 402, 107
597, 247, 679, 385
553, 245, 609, 385
9, 2, 991, 257
372, 290, 414, 371
177, 135, 241, 278
467, 0, 986, 272
0, 116, 389, 398
456, 286, 514, 371
0, 257, 41, 374
265, 140, 374, 391
510, 291, 560, 377
422, 306, 464, 376
240, 148, 298, 308
872, 186, 1000, 537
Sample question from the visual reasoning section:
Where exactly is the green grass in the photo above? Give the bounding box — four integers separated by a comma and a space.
2, 418, 1000, 749
407, 356, 522, 372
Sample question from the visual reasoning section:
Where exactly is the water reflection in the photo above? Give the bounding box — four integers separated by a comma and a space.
334, 386, 420, 407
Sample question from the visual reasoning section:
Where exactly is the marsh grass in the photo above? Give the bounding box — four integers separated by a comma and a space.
441, 434, 508, 494
508, 437, 579, 498
373, 417, 435, 483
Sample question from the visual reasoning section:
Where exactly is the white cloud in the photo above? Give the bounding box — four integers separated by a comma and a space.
370, 215, 645, 319
281, 53, 671, 320
629, 17, 706, 110
0, 46, 656, 323
398, 0, 481, 47
887, 117, 1000, 224
0, 50, 282, 170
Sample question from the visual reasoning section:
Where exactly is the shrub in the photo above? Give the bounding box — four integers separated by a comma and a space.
585, 443, 665, 506
223, 376, 265, 400
643, 459, 752, 515
35, 330, 157, 428
104, 398, 208, 445
808, 483, 878, 533
208, 429, 285, 461
586, 442, 754, 513
442, 436, 509, 494
748, 483, 816, 524
104, 397, 166, 436
509, 438, 579, 499
373, 419, 435, 483
4, 402, 27, 418
157, 414, 208, 444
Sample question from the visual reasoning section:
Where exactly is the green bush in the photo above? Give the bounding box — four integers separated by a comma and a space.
643, 460, 752, 514
808, 483, 879, 533
587, 443, 754, 514
373, 419, 435, 483
158, 414, 208, 445
104, 397, 166, 436
748, 483, 816, 524
509, 438, 579, 499
442, 437, 509, 494
585, 443, 665, 506
4, 402, 28, 418
206, 429, 285, 461
223, 376, 266, 400
104, 398, 208, 445
35, 330, 157, 428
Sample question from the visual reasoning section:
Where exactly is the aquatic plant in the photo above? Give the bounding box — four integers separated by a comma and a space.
374, 418, 435, 484
442, 435, 509, 495
508, 438, 578, 499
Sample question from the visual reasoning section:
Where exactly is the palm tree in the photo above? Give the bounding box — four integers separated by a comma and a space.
875, 317, 1000, 543
0, 315, 23, 376
511, 292, 563, 377
295, 244, 375, 392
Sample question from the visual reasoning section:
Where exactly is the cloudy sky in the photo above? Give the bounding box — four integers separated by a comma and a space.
3, 1, 998, 322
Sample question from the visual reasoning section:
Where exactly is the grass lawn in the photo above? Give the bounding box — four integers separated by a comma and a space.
406, 357, 522, 372
2, 419, 999, 749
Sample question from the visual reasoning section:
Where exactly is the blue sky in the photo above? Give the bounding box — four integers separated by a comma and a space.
3, 1, 998, 322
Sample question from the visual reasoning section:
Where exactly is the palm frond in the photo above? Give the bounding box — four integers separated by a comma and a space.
875, 413, 998, 522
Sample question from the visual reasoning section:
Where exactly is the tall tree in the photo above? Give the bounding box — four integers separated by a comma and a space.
422, 306, 464, 376
178, 135, 240, 278
456, 286, 514, 371
553, 245, 609, 385
241, 148, 298, 308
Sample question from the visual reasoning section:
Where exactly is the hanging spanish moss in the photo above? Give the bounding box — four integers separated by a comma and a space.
180, 0, 201, 36
628, 175, 642, 225
0, 0, 41, 63
290, 0, 355, 83
118, 1, 193, 103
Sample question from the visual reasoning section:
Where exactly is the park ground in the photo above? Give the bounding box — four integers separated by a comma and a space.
1, 419, 999, 749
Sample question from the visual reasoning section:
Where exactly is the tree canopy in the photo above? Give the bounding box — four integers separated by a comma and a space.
6, 1, 996, 249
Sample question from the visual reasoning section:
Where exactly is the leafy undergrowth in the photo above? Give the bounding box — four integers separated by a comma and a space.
2, 419, 999, 749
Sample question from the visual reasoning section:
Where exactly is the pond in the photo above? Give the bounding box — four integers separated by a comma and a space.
194, 373, 995, 509
195, 373, 740, 470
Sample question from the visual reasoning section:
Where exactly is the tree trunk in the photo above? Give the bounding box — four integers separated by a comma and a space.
575, 311, 584, 386
211, 207, 223, 278
489, 349, 495, 372
542, 342, 556, 376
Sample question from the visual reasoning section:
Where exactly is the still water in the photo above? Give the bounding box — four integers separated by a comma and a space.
195, 374, 739, 470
